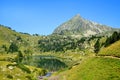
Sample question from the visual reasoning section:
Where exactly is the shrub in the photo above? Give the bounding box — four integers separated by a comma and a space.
6, 74, 13, 79
25, 75, 32, 80
8, 42, 18, 53
17, 64, 31, 73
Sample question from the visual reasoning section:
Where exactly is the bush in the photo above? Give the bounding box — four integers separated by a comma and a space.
25, 75, 32, 80
6, 74, 13, 79
6, 57, 15, 62
8, 42, 18, 53
15, 51, 23, 63
17, 64, 31, 73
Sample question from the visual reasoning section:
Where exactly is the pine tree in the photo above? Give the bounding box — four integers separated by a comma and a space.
15, 51, 23, 63
8, 42, 18, 53
94, 39, 100, 55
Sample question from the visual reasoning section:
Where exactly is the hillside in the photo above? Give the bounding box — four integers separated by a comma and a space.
0, 25, 47, 80
0, 25, 29, 43
0, 25, 29, 47
0, 60, 46, 80
53, 14, 115, 37
0, 25, 42, 54
99, 40, 120, 57
49, 57, 120, 80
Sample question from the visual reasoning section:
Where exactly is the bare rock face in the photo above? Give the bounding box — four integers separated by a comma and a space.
53, 14, 115, 37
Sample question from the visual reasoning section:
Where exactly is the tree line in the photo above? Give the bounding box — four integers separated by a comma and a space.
38, 35, 88, 52
94, 31, 120, 54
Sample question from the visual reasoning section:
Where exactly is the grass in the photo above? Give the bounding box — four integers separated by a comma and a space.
0, 61, 28, 80
53, 57, 120, 80
0, 61, 46, 80
99, 40, 120, 57
0, 54, 16, 61
0, 25, 41, 54
0, 54, 46, 80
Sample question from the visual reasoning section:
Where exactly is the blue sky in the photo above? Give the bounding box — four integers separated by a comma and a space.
0, 0, 120, 35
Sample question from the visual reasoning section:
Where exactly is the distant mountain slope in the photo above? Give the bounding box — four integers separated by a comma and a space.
53, 14, 116, 37
0, 25, 29, 45
0, 25, 40, 53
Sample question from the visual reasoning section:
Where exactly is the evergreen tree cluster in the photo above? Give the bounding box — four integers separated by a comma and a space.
94, 31, 120, 54
105, 31, 120, 47
8, 42, 18, 53
38, 35, 87, 52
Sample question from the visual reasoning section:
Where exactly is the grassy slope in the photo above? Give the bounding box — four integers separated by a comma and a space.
0, 61, 29, 80
53, 57, 120, 80
0, 26, 25, 41
0, 26, 29, 46
0, 25, 41, 54
0, 26, 45, 80
0, 50, 44, 79
99, 40, 120, 57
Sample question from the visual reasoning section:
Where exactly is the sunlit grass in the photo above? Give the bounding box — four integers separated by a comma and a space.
56, 57, 120, 80
99, 40, 120, 57
0, 54, 45, 80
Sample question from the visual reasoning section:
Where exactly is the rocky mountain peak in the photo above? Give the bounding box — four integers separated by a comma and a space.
53, 14, 114, 37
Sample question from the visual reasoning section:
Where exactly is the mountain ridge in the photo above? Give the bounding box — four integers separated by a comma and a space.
53, 14, 116, 37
